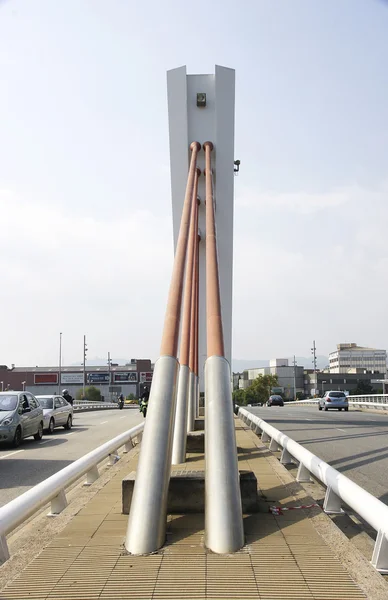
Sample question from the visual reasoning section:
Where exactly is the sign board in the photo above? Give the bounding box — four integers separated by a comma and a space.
113, 372, 138, 383
61, 373, 84, 385
34, 373, 58, 385
140, 372, 153, 384
87, 373, 110, 384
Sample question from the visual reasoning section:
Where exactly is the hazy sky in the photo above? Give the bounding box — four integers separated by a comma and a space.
1, 0, 388, 367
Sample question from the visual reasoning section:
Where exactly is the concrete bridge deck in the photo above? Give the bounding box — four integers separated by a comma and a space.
1, 418, 385, 600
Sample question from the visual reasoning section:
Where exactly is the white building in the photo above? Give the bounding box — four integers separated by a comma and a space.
329, 343, 387, 374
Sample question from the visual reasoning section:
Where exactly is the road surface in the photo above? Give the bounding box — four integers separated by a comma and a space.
0, 407, 143, 507
247, 405, 388, 506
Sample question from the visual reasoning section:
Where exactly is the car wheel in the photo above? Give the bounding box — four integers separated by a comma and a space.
48, 418, 55, 434
34, 422, 43, 441
345, 407, 349, 412
324, 407, 328, 411
339, 408, 342, 411
64, 415, 72, 430
318, 406, 322, 410
13, 426, 22, 448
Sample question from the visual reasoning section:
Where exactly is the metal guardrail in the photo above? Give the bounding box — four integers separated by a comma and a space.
291, 399, 388, 410
0, 422, 144, 564
239, 407, 388, 573
73, 402, 120, 412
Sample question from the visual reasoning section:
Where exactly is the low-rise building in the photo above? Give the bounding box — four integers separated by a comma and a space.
239, 358, 304, 399
329, 343, 387, 374
304, 370, 384, 397
0, 360, 153, 400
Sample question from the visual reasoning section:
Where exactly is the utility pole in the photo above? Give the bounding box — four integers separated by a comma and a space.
311, 340, 317, 396
107, 352, 112, 402
58, 332, 62, 394
83, 335, 87, 399
293, 355, 297, 400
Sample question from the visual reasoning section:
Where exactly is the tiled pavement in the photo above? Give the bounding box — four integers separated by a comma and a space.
1, 420, 367, 600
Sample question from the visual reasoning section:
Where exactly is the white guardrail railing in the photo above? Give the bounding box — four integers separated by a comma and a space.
0, 422, 144, 564
73, 402, 138, 411
290, 396, 388, 410
239, 407, 388, 573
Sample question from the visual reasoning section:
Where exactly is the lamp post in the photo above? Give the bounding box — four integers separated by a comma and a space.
22, 381, 26, 391
0, 381, 3, 392
83, 335, 87, 399
293, 355, 297, 400
58, 332, 62, 394
322, 380, 327, 395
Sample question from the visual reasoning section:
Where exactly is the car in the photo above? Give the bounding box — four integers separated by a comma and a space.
36, 395, 73, 433
267, 395, 284, 407
0, 391, 44, 447
319, 391, 349, 412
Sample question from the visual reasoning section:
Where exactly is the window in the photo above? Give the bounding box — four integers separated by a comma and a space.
54, 398, 61, 409
26, 394, 37, 409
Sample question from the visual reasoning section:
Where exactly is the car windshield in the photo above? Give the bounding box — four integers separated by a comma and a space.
271, 396, 282, 400
0, 395, 18, 411
329, 392, 346, 398
37, 397, 54, 409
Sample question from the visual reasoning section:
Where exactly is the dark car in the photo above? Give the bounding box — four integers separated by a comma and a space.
267, 395, 284, 407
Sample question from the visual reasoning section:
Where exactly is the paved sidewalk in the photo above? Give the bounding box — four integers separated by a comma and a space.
0, 419, 377, 600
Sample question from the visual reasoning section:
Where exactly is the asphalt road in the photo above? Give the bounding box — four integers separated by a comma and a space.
247, 405, 388, 506
0, 407, 143, 508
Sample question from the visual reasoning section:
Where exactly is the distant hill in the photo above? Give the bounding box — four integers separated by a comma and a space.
232, 356, 328, 373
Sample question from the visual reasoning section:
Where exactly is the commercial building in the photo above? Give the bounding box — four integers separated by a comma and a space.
304, 370, 384, 397
239, 358, 304, 399
329, 343, 387, 374
0, 359, 153, 401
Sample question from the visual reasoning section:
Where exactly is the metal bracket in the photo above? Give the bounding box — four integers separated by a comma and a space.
84, 465, 100, 486
323, 486, 344, 514
48, 489, 68, 516
261, 431, 271, 443
269, 438, 281, 452
123, 440, 134, 453
0, 535, 10, 565
296, 462, 311, 483
371, 529, 388, 573
280, 448, 294, 465
109, 452, 120, 466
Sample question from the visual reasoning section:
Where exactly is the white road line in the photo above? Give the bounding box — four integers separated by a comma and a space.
67, 432, 75, 435
337, 428, 346, 432
120, 416, 127, 419
39, 439, 51, 444
304, 418, 312, 421
100, 421, 108, 425
0, 449, 24, 460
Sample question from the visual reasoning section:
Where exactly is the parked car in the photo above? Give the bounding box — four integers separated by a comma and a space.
267, 395, 284, 407
319, 391, 348, 412
0, 392, 44, 447
36, 395, 73, 433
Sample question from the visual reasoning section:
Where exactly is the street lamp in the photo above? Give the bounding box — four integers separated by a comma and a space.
321, 380, 327, 395
22, 381, 26, 391
0, 381, 3, 392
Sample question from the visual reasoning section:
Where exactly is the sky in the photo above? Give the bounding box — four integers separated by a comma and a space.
1, 0, 388, 367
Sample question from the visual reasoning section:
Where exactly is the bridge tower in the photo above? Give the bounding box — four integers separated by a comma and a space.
167, 65, 235, 390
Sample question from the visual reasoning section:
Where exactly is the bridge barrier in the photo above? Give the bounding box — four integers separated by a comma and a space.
290, 398, 388, 410
239, 407, 388, 573
0, 422, 144, 564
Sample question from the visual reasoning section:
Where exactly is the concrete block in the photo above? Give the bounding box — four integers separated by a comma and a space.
194, 418, 204, 431
122, 470, 259, 514
186, 431, 204, 453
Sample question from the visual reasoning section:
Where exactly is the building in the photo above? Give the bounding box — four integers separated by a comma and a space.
304, 370, 385, 397
239, 359, 304, 399
0, 360, 153, 400
329, 343, 387, 374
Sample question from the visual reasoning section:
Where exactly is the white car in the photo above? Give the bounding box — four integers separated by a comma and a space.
36, 395, 73, 433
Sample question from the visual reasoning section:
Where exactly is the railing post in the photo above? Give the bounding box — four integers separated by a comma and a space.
0, 535, 9, 565
323, 486, 343, 514
262, 431, 271, 443
280, 448, 293, 465
371, 530, 388, 573
269, 438, 281, 452
296, 463, 311, 483
49, 490, 67, 515
84, 465, 100, 485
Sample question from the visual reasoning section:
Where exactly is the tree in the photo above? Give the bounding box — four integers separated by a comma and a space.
246, 374, 279, 405
232, 388, 246, 405
76, 386, 102, 402
350, 380, 374, 396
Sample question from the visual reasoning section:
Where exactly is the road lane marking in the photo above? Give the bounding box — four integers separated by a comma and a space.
100, 421, 108, 425
0, 449, 24, 460
40, 440, 51, 444
120, 416, 127, 419
304, 418, 312, 421
67, 432, 75, 435
337, 428, 346, 432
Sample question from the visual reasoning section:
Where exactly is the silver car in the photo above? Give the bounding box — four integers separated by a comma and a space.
319, 391, 349, 412
36, 395, 73, 433
0, 392, 44, 447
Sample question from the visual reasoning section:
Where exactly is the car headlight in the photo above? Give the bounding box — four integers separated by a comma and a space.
1, 417, 14, 426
